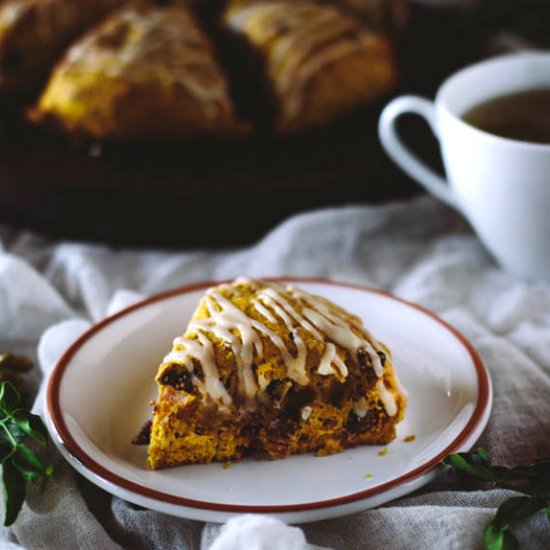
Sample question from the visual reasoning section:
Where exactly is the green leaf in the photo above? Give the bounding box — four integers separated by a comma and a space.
484, 525, 520, 550
12, 410, 48, 446
0, 380, 52, 525
0, 383, 21, 415
3, 420, 29, 446
12, 444, 50, 482
2, 459, 26, 526
484, 524, 505, 550
445, 448, 550, 549
443, 452, 497, 481
475, 448, 492, 466
493, 496, 544, 530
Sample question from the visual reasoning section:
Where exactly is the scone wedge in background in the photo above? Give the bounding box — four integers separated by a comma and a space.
145, 278, 406, 470
0, 0, 123, 93
223, 0, 397, 134
28, 5, 249, 141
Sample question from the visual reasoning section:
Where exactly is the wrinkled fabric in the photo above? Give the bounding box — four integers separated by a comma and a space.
204, 515, 328, 550
0, 196, 549, 550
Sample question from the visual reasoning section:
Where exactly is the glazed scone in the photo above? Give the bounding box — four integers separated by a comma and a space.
145, 278, 406, 470
0, 0, 123, 93
28, 5, 248, 140
222, 0, 397, 134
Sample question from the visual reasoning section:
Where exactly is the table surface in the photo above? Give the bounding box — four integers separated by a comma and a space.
3, 197, 550, 549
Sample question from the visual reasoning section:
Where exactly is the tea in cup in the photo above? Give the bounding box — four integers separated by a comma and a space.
379, 52, 550, 281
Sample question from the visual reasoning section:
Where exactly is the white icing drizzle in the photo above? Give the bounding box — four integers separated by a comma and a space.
258, 292, 295, 331
211, 290, 310, 387
165, 280, 391, 413
257, 291, 310, 384
170, 333, 232, 407
317, 343, 348, 378
290, 287, 384, 377
259, 288, 323, 340
252, 300, 277, 324
285, 332, 308, 385
197, 292, 262, 409
376, 378, 398, 417
165, 346, 193, 371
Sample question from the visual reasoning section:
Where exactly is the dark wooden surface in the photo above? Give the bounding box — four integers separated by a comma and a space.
0, 5, 482, 248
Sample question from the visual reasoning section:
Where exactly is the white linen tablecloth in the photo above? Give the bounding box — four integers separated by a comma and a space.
0, 196, 549, 549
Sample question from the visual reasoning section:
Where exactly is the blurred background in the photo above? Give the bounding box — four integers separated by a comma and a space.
0, 0, 547, 247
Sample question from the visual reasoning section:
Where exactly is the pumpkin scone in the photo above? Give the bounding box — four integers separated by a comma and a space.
28, 5, 248, 140
143, 278, 406, 470
222, 0, 397, 134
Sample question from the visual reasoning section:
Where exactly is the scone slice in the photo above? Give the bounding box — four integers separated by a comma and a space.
147, 278, 406, 470
28, 5, 248, 140
222, 0, 397, 133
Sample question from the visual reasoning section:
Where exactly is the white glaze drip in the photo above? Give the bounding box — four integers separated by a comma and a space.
201, 292, 262, 408
291, 287, 384, 377
213, 291, 310, 386
166, 280, 390, 412
260, 288, 323, 340
259, 292, 294, 331
252, 300, 277, 324
255, 292, 308, 385
163, 347, 208, 397
170, 333, 232, 407
376, 378, 398, 417
317, 343, 348, 378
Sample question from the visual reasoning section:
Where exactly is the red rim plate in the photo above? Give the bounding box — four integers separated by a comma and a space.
46, 277, 491, 514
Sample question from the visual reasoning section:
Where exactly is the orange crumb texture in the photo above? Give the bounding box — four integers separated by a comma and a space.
146, 278, 406, 469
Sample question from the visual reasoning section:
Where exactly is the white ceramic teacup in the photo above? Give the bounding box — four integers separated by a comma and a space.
379, 52, 550, 281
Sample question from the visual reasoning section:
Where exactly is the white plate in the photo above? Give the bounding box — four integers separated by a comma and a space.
45, 278, 492, 524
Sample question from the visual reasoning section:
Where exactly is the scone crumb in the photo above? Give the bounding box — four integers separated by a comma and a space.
404, 435, 416, 443
378, 447, 388, 457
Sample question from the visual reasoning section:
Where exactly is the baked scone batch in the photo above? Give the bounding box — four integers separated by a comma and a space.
28, 7, 247, 140
0, 0, 403, 140
145, 279, 406, 469
224, 0, 396, 133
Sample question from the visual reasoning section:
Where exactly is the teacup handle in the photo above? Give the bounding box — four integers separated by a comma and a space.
378, 95, 459, 211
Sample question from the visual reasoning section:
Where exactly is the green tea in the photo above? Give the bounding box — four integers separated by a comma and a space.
462, 88, 550, 144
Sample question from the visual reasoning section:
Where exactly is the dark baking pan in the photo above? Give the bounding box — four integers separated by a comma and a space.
0, 5, 481, 247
